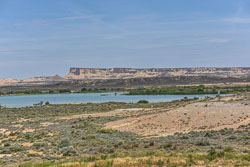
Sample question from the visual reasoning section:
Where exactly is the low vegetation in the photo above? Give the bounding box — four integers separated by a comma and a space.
1, 85, 250, 96
0, 97, 249, 166
0, 89, 71, 96
0, 88, 125, 96
14, 151, 250, 167
127, 85, 250, 95
137, 100, 149, 104
78, 88, 125, 93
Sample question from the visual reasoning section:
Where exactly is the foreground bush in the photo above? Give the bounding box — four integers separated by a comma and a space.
16, 152, 250, 167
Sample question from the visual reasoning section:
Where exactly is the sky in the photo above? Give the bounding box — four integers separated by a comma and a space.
0, 0, 250, 78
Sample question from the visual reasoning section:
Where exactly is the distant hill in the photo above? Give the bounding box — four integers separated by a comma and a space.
0, 75, 66, 86
1, 67, 250, 89
65, 67, 250, 79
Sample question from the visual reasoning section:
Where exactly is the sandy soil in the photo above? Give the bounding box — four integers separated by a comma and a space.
0, 154, 12, 158
57, 108, 162, 120
28, 150, 43, 155
105, 97, 250, 137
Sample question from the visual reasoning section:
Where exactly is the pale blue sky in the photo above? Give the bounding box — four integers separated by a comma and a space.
1, 0, 250, 78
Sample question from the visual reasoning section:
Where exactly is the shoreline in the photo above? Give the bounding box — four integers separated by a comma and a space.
0, 94, 230, 109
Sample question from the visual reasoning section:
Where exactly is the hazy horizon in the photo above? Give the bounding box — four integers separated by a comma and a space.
1, 0, 250, 78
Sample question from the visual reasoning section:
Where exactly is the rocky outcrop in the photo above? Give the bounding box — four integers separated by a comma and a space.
65, 67, 250, 79
1, 67, 250, 88
2, 76, 250, 92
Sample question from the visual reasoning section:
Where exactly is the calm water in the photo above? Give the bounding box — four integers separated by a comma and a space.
0, 92, 219, 107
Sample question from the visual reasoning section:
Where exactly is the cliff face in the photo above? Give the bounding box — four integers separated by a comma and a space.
65, 67, 250, 79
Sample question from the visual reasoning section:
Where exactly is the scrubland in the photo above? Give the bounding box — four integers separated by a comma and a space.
0, 94, 249, 166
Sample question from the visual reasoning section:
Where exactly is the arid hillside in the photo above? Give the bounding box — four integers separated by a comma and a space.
106, 94, 250, 137
0, 75, 66, 87
1, 67, 250, 91
1, 76, 250, 92
65, 67, 250, 79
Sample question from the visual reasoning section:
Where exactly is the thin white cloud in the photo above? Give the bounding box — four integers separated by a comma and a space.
208, 38, 231, 43
103, 35, 124, 39
56, 15, 98, 21
128, 44, 168, 50
13, 14, 101, 27
222, 17, 250, 24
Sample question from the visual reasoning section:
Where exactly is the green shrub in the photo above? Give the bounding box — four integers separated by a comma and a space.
97, 128, 118, 134
58, 89, 71, 93
157, 159, 164, 167
105, 160, 114, 167
137, 100, 149, 104
101, 155, 108, 160
9, 145, 25, 152
217, 151, 225, 158
32, 142, 47, 149
61, 146, 77, 156
223, 146, 233, 152
49, 90, 54, 94
195, 139, 210, 146
82, 135, 96, 140
58, 138, 70, 148
207, 148, 217, 161
81, 88, 88, 91
84, 156, 98, 162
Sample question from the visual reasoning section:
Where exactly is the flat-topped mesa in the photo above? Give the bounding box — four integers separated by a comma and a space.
65, 67, 250, 80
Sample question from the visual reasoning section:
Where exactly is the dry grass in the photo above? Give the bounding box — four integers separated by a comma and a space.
12, 152, 250, 167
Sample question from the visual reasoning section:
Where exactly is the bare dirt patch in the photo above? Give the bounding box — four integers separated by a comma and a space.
22, 128, 35, 133
0, 154, 12, 158
0, 128, 8, 134
21, 142, 33, 147
106, 101, 250, 137
40, 122, 58, 127
28, 150, 43, 155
